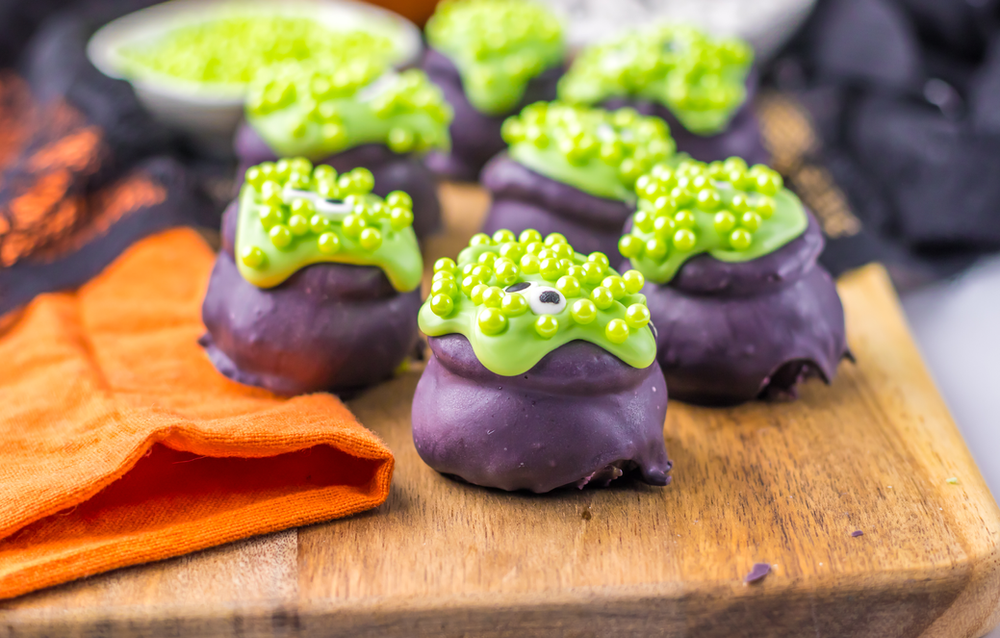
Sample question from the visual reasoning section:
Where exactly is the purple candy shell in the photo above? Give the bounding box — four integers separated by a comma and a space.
202, 201, 420, 396
480, 154, 634, 257
422, 48, 563, 181
411, 334, 673, 493
645, 258, 848, 406
234, 124, 442, 240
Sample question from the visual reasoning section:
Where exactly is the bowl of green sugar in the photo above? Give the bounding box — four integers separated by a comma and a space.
88, 0, 421, 155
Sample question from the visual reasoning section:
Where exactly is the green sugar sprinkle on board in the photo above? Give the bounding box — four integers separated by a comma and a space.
620, 157, 808, 285
426, 0, 564, 115
502, 102, 677, 202
235, 158, 422, 292
119, 15, 393, 88
558, 25, 753, 135
246, 63, 453, 159
418, 230, 657, 376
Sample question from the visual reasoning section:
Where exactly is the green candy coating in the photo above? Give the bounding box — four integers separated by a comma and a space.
426, 0, 565, 115
246, 62, 453, 159
621, 158, 808, 284
235, 158, 422, 292
418, 230, 656, 376
502, 102, 677, 202
558, 24, 753, 135
118, 15, 393, 89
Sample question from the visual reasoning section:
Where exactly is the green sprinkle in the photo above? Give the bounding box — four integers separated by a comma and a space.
119, 15, 393, 88
418, 230, 656, 376
621, 157, 808, 284
503, 102, 677, 202
247, 63, 452, 159
558, 24, 753, 135
946, 477, 959, 485
427, 0, 564, 115
235, 159, 422, 291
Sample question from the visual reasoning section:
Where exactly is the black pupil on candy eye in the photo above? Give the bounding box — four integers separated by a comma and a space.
539, 291, 561, 304
506, 282, 531, 292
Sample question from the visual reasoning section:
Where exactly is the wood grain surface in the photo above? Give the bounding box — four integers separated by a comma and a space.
1, 183, 998, 638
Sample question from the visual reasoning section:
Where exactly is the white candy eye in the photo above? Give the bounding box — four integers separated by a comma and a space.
505, 281, 566, 315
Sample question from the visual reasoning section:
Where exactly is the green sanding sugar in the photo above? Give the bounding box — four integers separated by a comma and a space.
620, 157, 808, 285
119, 14, 394, 87
246, 62, 453, 159
501, 102, 677, 202
235, 157, 422, 292
426, 0, 564, 115
558, 25, 753, 135
418, 230, 657, 377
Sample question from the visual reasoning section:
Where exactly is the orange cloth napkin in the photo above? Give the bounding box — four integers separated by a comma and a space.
0, 228, 394, 600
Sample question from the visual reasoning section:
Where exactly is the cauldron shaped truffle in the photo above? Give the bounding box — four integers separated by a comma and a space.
422, 0, 565, 181
236, 61, 453, 240
482, 102, 677, 258
413, 230, 672, 492
619, 158, 850, 405
559, 25, 768, 165
201, 159, 423, 395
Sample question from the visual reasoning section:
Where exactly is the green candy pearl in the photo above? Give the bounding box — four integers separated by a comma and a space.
556, 275, 581, 297
479, 307, 508, 335
434, 257, 457, 273
622, 269, 645, 294
605, 318, 630, 344
481, 286, 505, 308
534, 315, 559, 339
730, 228, 752, 250
501, 292, 528, 316
269, 224, 293, 249
430, 293, 454, 317
240, 246, 266, 269
570, 299, 597, 324
625, 303, 650, 329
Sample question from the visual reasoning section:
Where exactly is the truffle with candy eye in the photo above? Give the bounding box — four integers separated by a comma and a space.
201, 160, 424, 395
620, 158, 850, 405
413, 230, 672, 493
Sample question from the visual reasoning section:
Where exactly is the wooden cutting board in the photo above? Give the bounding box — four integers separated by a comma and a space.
1, 184, 998, 638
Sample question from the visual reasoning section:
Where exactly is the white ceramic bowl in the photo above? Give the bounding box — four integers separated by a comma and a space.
87, 0, 422, 153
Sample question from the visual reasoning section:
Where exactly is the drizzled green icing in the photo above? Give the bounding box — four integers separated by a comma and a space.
418, 230, 656, 376
246, 62, 453, 159
235, 157, 422, 292
558, 25, 753, 135
119, 15, 393, 88
501, 102, 677, 202
620, 157, 807, 284
425, 0, 564, 115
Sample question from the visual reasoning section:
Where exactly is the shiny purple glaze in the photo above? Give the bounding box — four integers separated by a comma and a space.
480, 154, 634, 257
421, 48, 563, 182
640, 214, 850, 405
412, 334, 673, 493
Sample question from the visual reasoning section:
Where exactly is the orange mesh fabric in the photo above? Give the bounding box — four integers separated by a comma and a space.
0, 228, 394, 600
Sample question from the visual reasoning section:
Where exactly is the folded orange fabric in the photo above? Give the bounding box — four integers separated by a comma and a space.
0, 228, 394, 600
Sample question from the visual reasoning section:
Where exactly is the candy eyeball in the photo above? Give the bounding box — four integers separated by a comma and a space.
506, 281, 566, 315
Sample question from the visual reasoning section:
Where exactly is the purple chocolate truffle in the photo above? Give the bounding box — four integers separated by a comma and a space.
480, 154, 633, 258
641, 213, 851, 405
200, 202, 421, 396
234, 125, 442, 240
412, 334, 672, 493
422, 49, 562, 182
